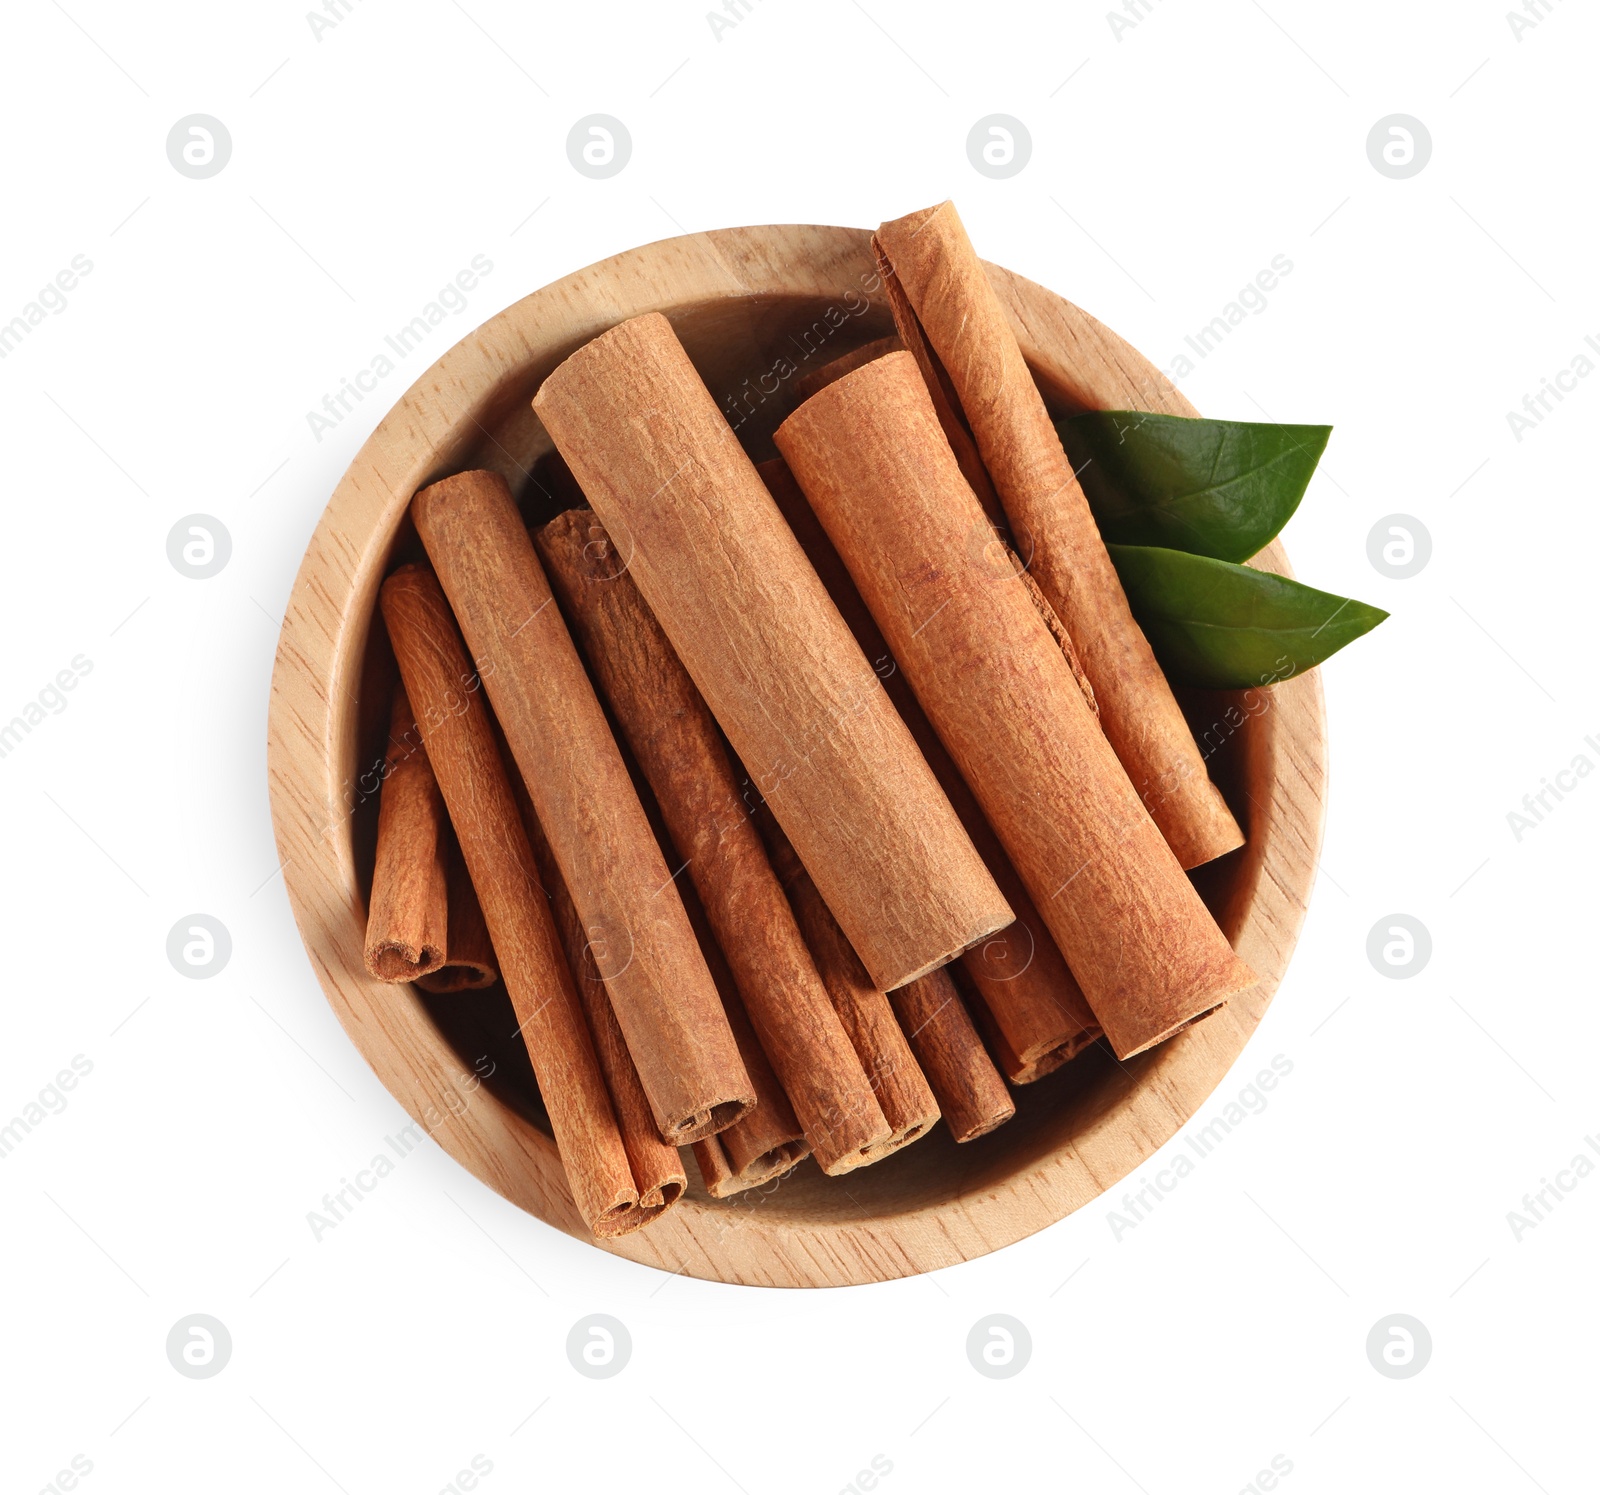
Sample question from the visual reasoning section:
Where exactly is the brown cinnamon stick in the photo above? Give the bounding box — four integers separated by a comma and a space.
791, 334, 902, 403
410, 470, 753, 1145
415, 830, 498, 993
531, 312, 1013, 992
872, 237, 1005, 525
364, 683, 449, 982
756, 457, 1100, 1082
758, 810, 941, 1160
534, 508, 891, 1174
683, 887, 811, 1192
691, 1134, 739, 1199
775, 353, 1256, 1058
889, 969, 1015, 1143
692, 1133, 799, 1201
504, 751, 686, 1212
379, 564, 652, 1237
617, 726, 814, 1191
875, 201, 1244, 869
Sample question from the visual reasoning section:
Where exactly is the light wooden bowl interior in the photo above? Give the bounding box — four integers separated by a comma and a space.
267, 224, 1326, 1288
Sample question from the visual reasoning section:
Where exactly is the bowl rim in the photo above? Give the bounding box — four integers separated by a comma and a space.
266, 222, 1327, 1288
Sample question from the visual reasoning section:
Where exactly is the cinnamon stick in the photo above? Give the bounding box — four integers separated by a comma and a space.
410, 470, 753, 1145
875, 201, 1245, 869
775, 353, 1257, 1058
379, 564, 653, 1237
531, 312, 1013, 992
617, 724, 814, 1190
415, 830, 498, 993
691, 1133, 801, 1201
684, 887, 811, 1192
758, 809, 941, 1160
504, 750, 686, 1212
756, 457, 1099, 1081
690, 1134, 739, 1199
534, 508, 891, 1174
889, 969, 1015, 1143
791, 334, 902, 403
364, 683, 448, 982
872, 238, 1005, 525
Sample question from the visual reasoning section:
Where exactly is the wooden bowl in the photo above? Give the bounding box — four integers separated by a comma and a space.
267, 225, 1326, 1288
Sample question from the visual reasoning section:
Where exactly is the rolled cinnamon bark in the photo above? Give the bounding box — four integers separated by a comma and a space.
872, 237, 1004, 526
504, 751, 685, 1213
758, 809, 941, 1160
379, 564, 652, 1237
410, 470, 753, 1145
756, 458, 1099, 1081
775, 353, 1257, 1058
364, 684, 448, 982
791, 334, 902, 403
531, 312, 1013, 992
618, 737, 814, 1190
534, 508, 890, 1174
889, 969, 1015, 1143
683, 885, 811, 1192
693, 1133, 799, 1201
691, 1134, 738, 1199
875, 201, 1244, 869
415, 830, 499, 993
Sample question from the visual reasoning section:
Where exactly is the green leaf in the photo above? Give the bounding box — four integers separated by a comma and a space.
1107, 544, 1388, 689
1058, 411, 1331, 562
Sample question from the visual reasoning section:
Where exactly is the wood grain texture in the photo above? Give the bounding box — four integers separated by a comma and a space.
267, 223, 1326, 1287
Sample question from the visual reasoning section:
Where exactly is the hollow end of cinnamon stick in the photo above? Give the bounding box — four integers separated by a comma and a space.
366, 939, 446, 982
691, 1136, 733, 1196
1118, 1000, 1228, 1058
682, 1101, 751, 1141
693, 1132, 809, 1199
642, 1178, 686, 1211
1010, 1032, 1098, 1084
591, 1197, 667, 1238
740, 1138, 811, 1183
416, 831, 499, 992
854, 1118, 935, 1167
413, 960, 496, 994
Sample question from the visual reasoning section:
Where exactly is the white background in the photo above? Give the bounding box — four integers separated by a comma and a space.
2, 2, 1596, 1491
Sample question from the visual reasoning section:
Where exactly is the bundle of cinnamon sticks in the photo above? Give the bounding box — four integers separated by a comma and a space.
358, 201, 1256, 1238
